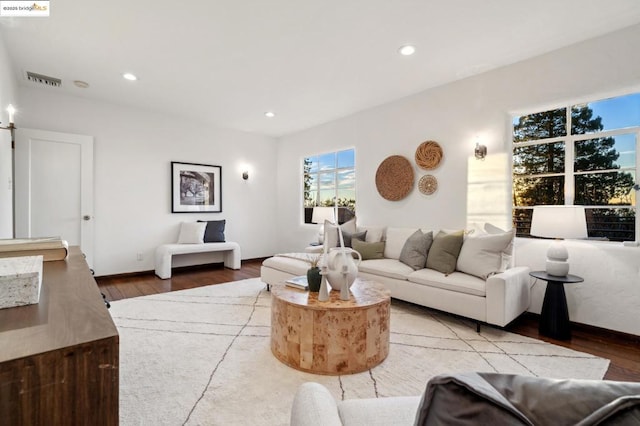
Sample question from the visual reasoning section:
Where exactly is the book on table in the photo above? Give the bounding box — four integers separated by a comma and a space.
0, 237, 69, 261
285, 275, 309, 291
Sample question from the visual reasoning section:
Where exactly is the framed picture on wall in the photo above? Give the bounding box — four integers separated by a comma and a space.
171, 162, 222, 213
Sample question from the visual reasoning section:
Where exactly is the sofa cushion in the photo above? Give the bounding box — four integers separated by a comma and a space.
399, 230, 434, 270
415, 372, 640, 426
262, 255, 311, 276
426, 230, 464, 274
408, 268, 486, 297
357, 225, 386, 243
457, 229, 515, 279
338, 396, 421, 426
358, 259, 414, 280
352, 240, 385, 260
384, 227, 426, 260
343, 230, 367, 248
484, 223, 515, 269
324, 218, 357, 249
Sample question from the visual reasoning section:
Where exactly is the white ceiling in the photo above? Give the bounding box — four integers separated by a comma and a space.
2, 0, 640, 137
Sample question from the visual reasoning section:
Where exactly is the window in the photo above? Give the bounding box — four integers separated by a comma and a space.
303, 149, 355, 224
513, 93, 640, 241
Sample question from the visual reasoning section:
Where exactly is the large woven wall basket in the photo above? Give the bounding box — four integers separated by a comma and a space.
375, 155, 414, 201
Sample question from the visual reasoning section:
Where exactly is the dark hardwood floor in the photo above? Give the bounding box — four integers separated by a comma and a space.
97, 259, 640, 382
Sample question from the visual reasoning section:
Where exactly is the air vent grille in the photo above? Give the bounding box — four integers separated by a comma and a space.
26, 71, 62, 87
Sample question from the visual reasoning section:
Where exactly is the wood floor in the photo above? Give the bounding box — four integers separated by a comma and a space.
97, 259, 640, 382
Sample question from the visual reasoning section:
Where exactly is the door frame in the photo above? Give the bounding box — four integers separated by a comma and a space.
14, 128, 95, 267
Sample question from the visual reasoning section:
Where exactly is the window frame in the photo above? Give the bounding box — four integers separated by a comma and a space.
512, 99, 639, 242
302, 148, 356, 225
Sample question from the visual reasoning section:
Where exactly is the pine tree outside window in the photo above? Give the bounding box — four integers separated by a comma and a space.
303, 149, 355, 224
512, 93, 639, 242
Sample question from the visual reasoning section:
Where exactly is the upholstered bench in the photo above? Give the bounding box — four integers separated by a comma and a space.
155, 242, 241, 279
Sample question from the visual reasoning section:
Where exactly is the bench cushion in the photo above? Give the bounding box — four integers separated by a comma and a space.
158, 242, 239, 255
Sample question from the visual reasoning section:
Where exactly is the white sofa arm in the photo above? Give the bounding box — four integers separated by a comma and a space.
291, 382, 343, 426
485, 266, 532, 327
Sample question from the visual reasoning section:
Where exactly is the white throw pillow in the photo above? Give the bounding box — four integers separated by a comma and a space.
456, 229, 515, 279
357, 226, 386, 243
177, 222, 207, 244
484, 223, 515, 269
323, 217, 357, 249
384, 227, 426, 260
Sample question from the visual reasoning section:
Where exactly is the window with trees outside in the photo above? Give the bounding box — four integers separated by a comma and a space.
303, 149, 355, 224
513, 93, 639, 242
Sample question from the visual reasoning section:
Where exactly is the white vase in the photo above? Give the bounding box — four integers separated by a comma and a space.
325, 248, 361, 291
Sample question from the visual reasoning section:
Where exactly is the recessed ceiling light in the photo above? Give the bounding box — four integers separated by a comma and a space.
123, 73, 138, 81
73, 80, 89, 89
398, 45, 416, 56
265, 111, 275, 118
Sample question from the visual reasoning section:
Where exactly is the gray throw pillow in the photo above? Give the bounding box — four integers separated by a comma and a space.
426, 230, 464, 275
198, 219, 226, 242
399, 230, 434, 270
352, 240, 385, 260
343, 230, 367, 248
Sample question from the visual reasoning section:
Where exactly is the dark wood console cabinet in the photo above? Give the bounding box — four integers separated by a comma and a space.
0, 247, 119, 425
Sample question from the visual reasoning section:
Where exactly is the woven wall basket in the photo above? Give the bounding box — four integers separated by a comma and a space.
415, 140, 443, 170
418, 175, 438, 195
375, 155, 414, 201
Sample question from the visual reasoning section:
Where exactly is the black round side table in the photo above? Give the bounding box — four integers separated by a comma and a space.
529, 271, 584, 340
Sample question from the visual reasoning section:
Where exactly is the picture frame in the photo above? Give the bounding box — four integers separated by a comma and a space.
171, 161, 222, 213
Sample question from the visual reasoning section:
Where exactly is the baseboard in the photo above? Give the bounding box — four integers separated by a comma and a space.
95, 257, 267, 281
519, 312, 640, 343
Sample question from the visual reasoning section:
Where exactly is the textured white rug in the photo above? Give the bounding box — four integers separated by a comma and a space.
110, 278, 609, 426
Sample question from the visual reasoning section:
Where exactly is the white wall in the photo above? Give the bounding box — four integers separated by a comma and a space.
516, 239, 640, 336
0, 32, 18, 239
276, 24, 640, 335
18, 87, 278, 276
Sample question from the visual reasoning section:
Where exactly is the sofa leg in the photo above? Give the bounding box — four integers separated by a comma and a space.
476, 322, 481, 333
266, 283, 270, 292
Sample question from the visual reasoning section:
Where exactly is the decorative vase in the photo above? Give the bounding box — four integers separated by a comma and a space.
307, 267, 322, 292
326, 248, 362, 291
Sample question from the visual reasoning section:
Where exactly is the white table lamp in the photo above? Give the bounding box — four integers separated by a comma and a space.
530, 206, 588, 276
312, 207, 336, 244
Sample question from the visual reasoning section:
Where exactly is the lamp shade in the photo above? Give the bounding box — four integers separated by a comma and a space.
311, 207, 335, 224
530, 206, 588, 239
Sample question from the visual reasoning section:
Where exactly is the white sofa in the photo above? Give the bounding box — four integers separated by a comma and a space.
261, 225, 531, 328
291, 374, 640, 426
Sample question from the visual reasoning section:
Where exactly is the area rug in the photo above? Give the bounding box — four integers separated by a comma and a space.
110, 278, 609, 426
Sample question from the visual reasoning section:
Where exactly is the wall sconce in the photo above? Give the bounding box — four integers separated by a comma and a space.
474, 142, 487, 160
242, 171, 249, 180
0, 104, 16, 146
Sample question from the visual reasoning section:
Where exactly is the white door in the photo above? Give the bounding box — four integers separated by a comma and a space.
14, 128, 95, 267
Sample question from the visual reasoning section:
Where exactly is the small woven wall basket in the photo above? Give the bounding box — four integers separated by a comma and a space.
375, 155, 414, 201
415, 140, 443, 170
418, 175, 438, 195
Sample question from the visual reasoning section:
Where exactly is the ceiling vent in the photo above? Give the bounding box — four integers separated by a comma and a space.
25, 71, 62, 87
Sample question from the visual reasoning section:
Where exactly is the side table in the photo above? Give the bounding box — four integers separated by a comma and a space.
530, 270, 583, 340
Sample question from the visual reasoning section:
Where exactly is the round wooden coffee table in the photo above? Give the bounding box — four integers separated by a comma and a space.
270, 278, 390, 375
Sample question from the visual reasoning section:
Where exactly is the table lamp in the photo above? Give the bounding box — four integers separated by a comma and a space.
530, 205, 588, 276
311, 207, 336, 244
